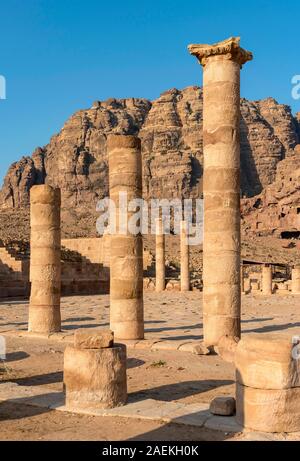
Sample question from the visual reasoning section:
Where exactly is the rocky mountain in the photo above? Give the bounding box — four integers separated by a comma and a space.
0, 86, 299, 240
242, 145, 300, 240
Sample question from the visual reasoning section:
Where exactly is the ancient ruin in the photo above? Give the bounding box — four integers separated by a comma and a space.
155, 217, 165, 292
262, 264, 273, 295
189, 37, 253, 345
180, 220, 190, 292
235, 334, 300, 432
1, 19, 300, 441
64, 329, 127, 410
28, 184, 61, 334
108, 135, 144, 340
292, 265, 300, 294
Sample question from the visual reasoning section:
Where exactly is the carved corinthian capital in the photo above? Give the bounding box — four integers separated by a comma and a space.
188, 36, 253, 68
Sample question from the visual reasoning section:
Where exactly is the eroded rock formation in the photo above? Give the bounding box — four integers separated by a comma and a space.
1, 87, 299, 215
241, 145, 300, 239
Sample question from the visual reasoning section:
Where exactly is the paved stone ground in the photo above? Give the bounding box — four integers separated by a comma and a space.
1, 291, 300, 342
0, 291, 300, 440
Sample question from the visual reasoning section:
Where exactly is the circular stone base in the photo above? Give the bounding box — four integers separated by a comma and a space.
64, 344, 127, 410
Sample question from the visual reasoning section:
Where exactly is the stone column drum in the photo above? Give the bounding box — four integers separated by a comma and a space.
28, 185, 61, 334
64, 329, 127, 410
292, 265, 300, 294
189, 37, 252, 346
180, 220, 190, 291
155, 217, 165, 292
108, 135, 144, 340
262, 264, 272, 295
235, 334, 300, 432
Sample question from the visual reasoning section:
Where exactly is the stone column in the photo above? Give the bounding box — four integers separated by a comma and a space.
28, 185, 61, 333
155, 217, 165, 292
262, 264, 272, 295
292, 265, 300, 294
108, 134, 144, 340
240, 265, 245, 294
189, 37, 252, 346
180, 220, 190, 291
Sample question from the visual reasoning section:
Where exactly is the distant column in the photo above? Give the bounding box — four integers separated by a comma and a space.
292, 265, 300, 294
240, 265, 245, 294
262, 264, 272, 295
155, 217, 165, 292
28, 185, 61, 333
108, 134, 144, 340
189, 37, 252, 346
180, 220, 190, 291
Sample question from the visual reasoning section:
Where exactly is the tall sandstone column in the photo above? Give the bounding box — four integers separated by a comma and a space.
108, 134, 144, 340
189, 37, 252, 346
155, 217, 165, 292
28, 185, 61, 333
180, 220, 190, 292
292, 265, 300, 294
262, 264, 272, 295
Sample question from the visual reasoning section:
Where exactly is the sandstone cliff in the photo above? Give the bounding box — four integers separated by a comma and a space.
1, 86, 299, 214
242, 145, 300, 239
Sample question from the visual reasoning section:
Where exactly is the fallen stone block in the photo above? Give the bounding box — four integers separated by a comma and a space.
178, 342, 213, 355
74, 329, 114, 349
210, 396, 236, 416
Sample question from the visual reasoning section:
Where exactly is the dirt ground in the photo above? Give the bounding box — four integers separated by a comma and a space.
0, 291, 300, 441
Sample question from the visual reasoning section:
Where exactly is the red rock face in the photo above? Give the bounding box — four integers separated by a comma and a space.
0, 87, 299, 229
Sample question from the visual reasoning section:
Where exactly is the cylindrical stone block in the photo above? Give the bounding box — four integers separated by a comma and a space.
108, 135, 144, 340
235, 334, 300, 390
64, 344, 127, 410
155, 218, 165, 292
235, 333, 300, 432
262, 264, 272, 295
236, 382, 300, 433
180, 220, 190, 292
188, 38, 252, 346
28, 185, 61, 334
292, 266, 300, 294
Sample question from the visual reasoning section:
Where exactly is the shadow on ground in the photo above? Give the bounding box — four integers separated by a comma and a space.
129, 379, 234, 402
4, 351, 30, 362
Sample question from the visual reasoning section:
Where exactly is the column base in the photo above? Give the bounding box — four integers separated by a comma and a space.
110, 321, 144, 341
64, 344, 127, 410
28, 305, 61, 334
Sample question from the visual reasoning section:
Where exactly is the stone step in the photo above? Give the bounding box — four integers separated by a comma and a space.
0, 285, 30, 298
0, 279, 28, 288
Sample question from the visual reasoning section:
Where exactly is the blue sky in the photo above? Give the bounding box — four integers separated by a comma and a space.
0, 0, 299, 185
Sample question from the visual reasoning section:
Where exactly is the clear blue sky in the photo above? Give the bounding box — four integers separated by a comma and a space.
0, 0, 299, 185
